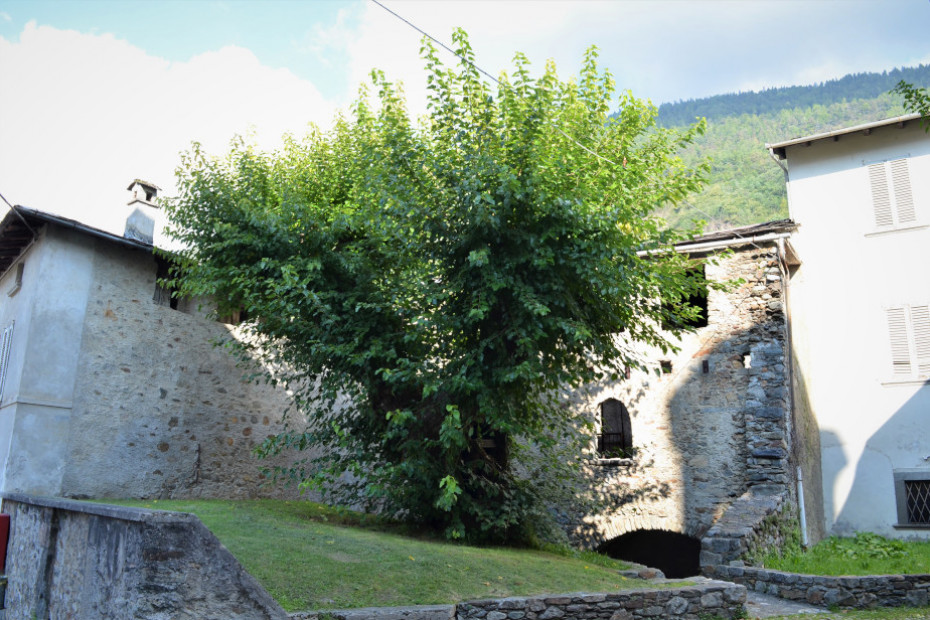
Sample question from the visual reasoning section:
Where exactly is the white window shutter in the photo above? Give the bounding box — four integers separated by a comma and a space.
870, 163, 894, 228
890, 159, 916, 225
886, 307, 912, 376
912, 305, 930, 376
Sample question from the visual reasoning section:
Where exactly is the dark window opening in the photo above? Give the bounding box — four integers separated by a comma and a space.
469, 426, 509, 469
221, 308, 250, 325
662, 265, 708, 330
154, 257, 179, 310
598, 398, 632, 458
660, 360, 673, 374
598, 529, 701, 578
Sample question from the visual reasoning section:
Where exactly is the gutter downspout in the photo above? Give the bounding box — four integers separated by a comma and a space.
638, 231, 793, 257
772, 153, 809, 548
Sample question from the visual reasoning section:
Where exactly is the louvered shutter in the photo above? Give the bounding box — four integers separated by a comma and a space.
870, 159, 917, 229
912, 305, 930, 376
890, 159, 916, 225
0, 321, 13, 401
886, 307, 912, 376
870, 163, 894, 227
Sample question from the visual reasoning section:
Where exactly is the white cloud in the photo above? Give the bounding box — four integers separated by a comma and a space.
0, 12, 11, 23
0, 22, 336, 240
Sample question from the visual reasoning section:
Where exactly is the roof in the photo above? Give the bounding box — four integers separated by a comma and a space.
126, 179, 162, 192
767, 113, 925, 159
665, 219, 796, 256
681, 219, 795, 246
0, 206, 153, 275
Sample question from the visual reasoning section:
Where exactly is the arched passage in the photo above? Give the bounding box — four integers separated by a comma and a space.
597, 529, 701, 578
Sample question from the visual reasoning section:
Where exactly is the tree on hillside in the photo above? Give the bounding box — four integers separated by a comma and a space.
893, 80, 930, 130
165, 30, 708, 542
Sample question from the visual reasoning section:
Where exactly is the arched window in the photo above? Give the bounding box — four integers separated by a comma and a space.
598, 398, 632, 457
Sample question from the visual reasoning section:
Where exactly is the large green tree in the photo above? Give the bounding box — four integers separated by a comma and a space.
165, 30, 707, 542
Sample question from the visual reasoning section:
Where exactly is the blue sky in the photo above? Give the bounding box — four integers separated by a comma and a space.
1, 0, 928, 235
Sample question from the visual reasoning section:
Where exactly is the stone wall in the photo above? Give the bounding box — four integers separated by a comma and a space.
61, 235, 316, 499
2, 493, 288, 619
455, 584, 746, 620
293, 582, 747, 620
567, 243, 792, 548
708, 564, 930, 609
699, 486, 790, 567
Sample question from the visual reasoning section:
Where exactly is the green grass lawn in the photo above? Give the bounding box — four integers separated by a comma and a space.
760, 532, 930, 577
104, 499, 653, 612
766, 608, 930, 620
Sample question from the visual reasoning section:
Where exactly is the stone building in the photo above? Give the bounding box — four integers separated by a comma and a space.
0, 184, 308, 500
0, 179, 804, 575
563, 220, 803, 575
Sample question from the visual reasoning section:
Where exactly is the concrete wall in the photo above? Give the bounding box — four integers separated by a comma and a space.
0, 226, 96, 496
568, 244, 792, 547
784, 121, 930, 537
2, 493, 288, 619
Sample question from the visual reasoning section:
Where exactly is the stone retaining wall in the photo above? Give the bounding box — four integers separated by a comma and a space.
1, 493, 288, 619
294, 581, 747, 620
706, 565, 930, 609
699, 485, 789, 566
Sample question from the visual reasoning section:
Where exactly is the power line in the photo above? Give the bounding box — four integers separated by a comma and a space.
0, 190, 38, 237
369, 0, 620, 168
369, 0, 773, 253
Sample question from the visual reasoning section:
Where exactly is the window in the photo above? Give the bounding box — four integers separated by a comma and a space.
154, 257, 179, 310
0, 321, 14, 401
661, 265, 708, 331
885, 305, 930, 380
7, 262, 23, 297
894, 470, 930, 527
869, 159, 917, 230
598, 398, 632, 458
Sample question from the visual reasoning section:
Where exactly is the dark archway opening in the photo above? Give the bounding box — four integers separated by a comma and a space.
597, 529, 701, 578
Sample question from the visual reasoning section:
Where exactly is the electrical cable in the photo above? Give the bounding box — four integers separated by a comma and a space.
369, 0, 780, 255
370, 0, 621, 168
0, 191, 38, 237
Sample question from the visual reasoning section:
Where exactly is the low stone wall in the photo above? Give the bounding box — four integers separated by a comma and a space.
706, 565, 930, 609
295, 581, 747, 620
699, 485, 789, 566
2, 493, 288, 619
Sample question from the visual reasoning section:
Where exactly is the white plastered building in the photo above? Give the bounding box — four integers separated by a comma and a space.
770, 113, 930, 538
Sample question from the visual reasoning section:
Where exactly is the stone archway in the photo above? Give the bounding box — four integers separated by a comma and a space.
598, 529, 702, 578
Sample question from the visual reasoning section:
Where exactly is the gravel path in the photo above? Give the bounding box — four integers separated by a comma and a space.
745, 591, 827, 618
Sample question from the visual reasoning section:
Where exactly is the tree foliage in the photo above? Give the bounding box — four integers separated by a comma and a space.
893, 80, 930, 131
165, 30, 707, 542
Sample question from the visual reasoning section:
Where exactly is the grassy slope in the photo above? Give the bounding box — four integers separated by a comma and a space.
103, 499, 650, 612
761, 533, 930, 577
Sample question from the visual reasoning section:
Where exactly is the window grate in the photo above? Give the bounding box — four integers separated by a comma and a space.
905, 480, 930, 524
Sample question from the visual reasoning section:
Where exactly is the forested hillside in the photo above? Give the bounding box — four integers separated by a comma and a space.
653, 66, 930, 231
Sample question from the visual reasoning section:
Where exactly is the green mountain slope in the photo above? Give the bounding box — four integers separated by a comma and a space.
651, 67, 930, 231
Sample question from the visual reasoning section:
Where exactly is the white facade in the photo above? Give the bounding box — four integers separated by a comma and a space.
773, 115, 930, 537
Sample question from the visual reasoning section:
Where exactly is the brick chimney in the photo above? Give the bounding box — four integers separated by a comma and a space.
124, 179, 160, 245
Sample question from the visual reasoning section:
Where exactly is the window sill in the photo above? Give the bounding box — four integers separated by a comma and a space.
593, 457, 634, 467
865, 223, 930, 238
881, 377, 930, 387
893, 523, 930, 529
